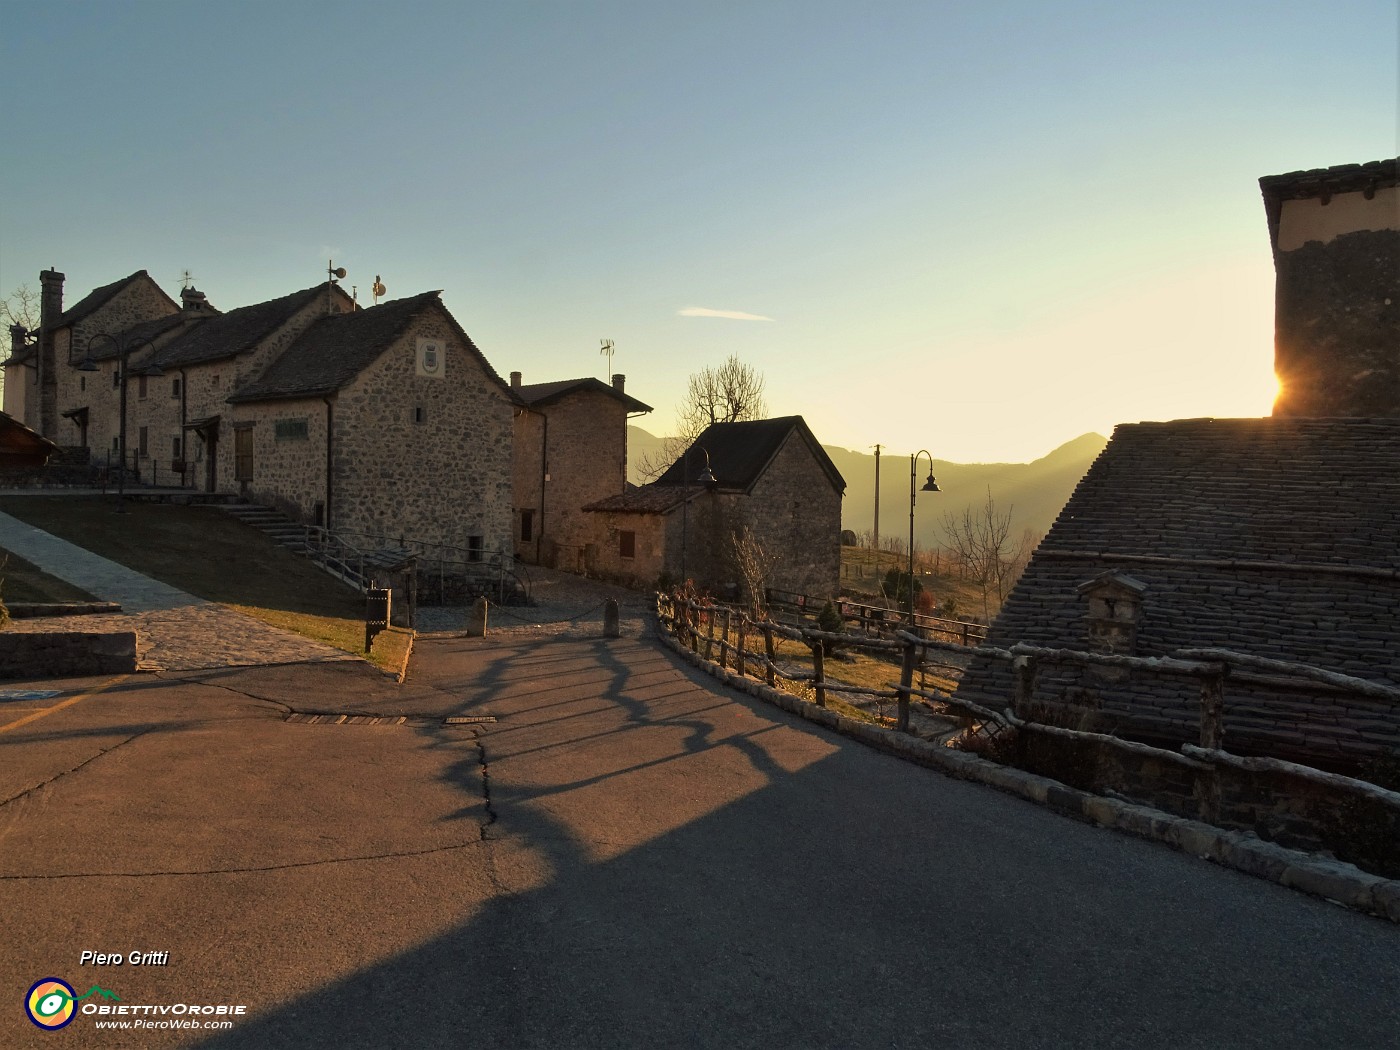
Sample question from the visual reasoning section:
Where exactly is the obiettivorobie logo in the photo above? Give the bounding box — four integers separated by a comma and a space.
25, 979, 121, 1030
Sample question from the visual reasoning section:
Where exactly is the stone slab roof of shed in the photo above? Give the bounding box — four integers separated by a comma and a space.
653, 415, 846, 494
0, 410, 60, 452
515, 377, 652, 414
150, 284, 335, 371
961, 417, 1400, 697
228, 291, 514, 403
584, 484, 690, 515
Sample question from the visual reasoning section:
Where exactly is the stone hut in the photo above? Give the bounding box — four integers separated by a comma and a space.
510, 373, 652, 570
583, 415, 845, 599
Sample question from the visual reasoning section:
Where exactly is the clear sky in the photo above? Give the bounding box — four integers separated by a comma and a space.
3, 1, 1395, 462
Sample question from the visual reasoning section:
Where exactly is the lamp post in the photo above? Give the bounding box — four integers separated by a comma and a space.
78, 332, 160, 513
907, 450, 940, 621
679, 445, 716, 584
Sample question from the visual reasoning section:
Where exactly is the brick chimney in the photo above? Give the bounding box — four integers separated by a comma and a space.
611, 373, 625, 392
181, 286, 209, 312
510, 371, 522, 389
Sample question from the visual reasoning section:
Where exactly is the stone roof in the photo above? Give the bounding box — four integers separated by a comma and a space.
955, 417, 1400, 768
515, 376, 652, 414
228, 291, 515, 404
55, 270, 177, 328
84, 313, 198, 365
0, 410, 60, 455
149, 284, 339, 371
1259, 158, 1398, 203
653, 416, 846, 494
585, 484, 691, 515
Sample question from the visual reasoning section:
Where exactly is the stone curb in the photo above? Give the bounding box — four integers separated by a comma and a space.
372, 626, 415, 684
6, 601, 124, 619
658, 627, 1400, 924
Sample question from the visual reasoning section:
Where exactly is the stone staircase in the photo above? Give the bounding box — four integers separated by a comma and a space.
220, 503, 311, 554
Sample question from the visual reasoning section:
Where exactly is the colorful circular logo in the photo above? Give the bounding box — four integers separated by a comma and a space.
26, 978, 76, 1030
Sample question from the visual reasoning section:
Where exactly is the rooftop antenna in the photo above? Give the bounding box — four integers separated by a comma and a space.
327, 259, 347, 314
600, 338, 615, 379
372, 275, 386, 306
180, 269, 196, 290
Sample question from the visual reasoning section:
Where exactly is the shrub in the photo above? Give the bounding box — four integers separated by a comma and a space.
815, 599, 844, 654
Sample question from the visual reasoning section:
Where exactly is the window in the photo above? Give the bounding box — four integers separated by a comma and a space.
234, 427, 254, 482
171, 377, 181, 399
619, 530, 636, 560
80, 376, 86, 392
520, 509, 534, 543
172, 436, 182, 459
413, 406, 426, 424
112, 369, 120, 389
138, 426, 149, 458
467, 535, 484, 563
274, 419, 309, 441
137, 375, 148, 400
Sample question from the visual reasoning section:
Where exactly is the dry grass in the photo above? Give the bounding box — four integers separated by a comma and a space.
0, 547, 101, 603
0, 496, 401, 669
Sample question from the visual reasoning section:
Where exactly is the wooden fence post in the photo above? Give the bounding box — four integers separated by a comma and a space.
719, 608, 731, 670
689, 601, 701, 653
763, 624, 776, 686
704, 606, 716, 661
897, 638, 918, 732
811, 640, 826, 707
737, 616, 748, 678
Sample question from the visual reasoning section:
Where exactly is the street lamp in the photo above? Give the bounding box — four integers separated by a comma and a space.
907, 450, 940, 621
77, 332, 161, 513
679, 445, 716, 584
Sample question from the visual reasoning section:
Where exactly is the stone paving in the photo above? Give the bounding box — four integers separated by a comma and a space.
0, 510, 357, 671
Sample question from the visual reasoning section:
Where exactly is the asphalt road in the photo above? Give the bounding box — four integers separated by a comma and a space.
1, 630, 1396, 1049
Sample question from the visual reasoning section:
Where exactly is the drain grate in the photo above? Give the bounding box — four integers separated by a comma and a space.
444, 716, 497, 725
285, 713, 408, 726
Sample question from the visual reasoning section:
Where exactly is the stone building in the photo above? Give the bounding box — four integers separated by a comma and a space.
583, 415, 845, 599
954, 157, 1400, 772
509, 372, 652, 570
1262, 158, 1399, 417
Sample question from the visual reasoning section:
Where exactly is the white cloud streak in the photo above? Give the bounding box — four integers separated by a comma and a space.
678, 306, 774, 322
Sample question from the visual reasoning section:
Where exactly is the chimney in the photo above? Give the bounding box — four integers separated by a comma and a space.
611, 373, 625, 392
9, 324, 28, 355
181, 286, 208, 312
510, 371, 522, 389
37, 269, 65, 439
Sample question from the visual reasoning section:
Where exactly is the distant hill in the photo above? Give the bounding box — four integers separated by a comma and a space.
629, 425, 1106, 549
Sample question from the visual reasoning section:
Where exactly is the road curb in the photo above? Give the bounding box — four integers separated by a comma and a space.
657, 627, 1400, 924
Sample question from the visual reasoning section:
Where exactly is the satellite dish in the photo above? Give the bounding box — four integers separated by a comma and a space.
372, 277, 386, 298
332, 267, 347, 280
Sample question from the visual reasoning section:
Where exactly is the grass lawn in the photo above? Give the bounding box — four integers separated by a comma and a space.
0, 546, 100, 603
0, 496, 398, 668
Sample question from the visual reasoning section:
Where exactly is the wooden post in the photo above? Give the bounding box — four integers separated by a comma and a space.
763, 623, 776, 686
897, 638, 918, 732
718, 608, 731, 669
704, 606, 716, 660
1012, 654, 1037, 719
737, 616, 748, 678
689, 601, 701, 653
811, 640, 826, 707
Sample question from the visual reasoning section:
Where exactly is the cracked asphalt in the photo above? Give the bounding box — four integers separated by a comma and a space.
2, 627, 1398, 1050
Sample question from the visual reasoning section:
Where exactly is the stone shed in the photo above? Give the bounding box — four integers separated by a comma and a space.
954, 417, 1400, 771
584, 415, 845, 600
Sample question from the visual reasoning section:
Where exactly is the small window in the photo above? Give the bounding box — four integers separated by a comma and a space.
619, 530, 636, 559
172, 436, 182, 458
413, 406, 426, 424
234, 427, 254, 482
112, 369, 121, 389
112, 436, 119, 451
520, 509, 534, 543
137, 375, 148, 400
138, 426, 149, 458
467, 535, 483, 563
80, 376, 86, 392
171, 377, 181, 399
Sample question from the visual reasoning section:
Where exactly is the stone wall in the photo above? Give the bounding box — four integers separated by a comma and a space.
1273, 228, 1400, 417
738, 430, 843, 598
233, 400, 331, 523
0, 630, 138, 679
331, 303, 514, 554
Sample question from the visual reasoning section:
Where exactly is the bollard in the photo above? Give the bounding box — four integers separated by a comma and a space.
603, 598, 620, 638
365, 587, 392, 652
467, 596, 489, 638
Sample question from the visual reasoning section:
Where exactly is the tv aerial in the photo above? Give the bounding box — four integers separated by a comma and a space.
600, 338, 615, 377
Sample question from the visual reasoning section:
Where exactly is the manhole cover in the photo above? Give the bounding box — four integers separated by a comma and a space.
444, 716, 497, 725
285, 713, 407, 726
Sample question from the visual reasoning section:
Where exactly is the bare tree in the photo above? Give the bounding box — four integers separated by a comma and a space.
0, 285, 40, 404
639, 355, 767, 480
941, 487, 1019, 622
729, 526, 776, 617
